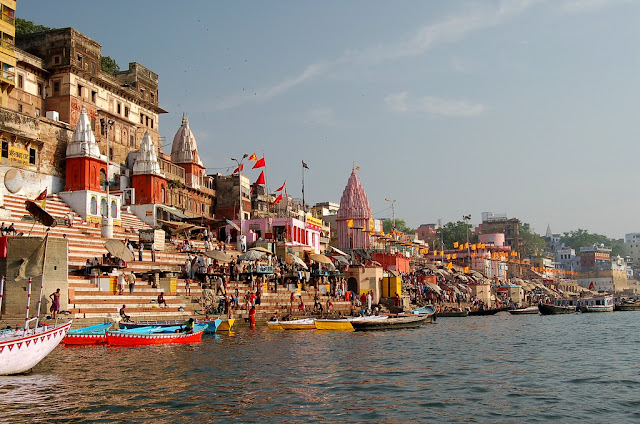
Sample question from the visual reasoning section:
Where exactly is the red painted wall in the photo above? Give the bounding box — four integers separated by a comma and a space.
132, 174, 167, 205
64, 157, 106, 192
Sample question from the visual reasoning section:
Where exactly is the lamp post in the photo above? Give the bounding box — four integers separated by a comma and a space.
385, 198, 396, 230
100, 115, 114, 238
463, 214, 471, 268
231, 154, 248, 236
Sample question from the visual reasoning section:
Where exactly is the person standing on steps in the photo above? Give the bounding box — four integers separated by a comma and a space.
128, 270, 136, 294
138, 243, 143, 262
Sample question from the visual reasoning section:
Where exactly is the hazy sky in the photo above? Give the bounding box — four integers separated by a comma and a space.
18, 0, 640, 238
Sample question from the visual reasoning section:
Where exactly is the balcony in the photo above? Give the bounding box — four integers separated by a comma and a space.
0, 39, 14, 52
1, 14, 14, 26
0, 68, 14, 85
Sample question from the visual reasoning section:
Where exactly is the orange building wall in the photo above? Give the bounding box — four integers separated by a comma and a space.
132, 174, 167, 205
64, 156, 106, 192
371, 252, 411, 273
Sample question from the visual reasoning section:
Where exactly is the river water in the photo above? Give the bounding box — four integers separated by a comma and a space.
1, 312, 639, 423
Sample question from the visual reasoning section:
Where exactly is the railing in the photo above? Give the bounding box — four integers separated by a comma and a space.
1, 14, 14, 25
0, 39, 14, 52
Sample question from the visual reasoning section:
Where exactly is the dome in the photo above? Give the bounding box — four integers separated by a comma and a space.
170, 115, 203, 166
133, 131, 163, 176
66, 106, 102, 159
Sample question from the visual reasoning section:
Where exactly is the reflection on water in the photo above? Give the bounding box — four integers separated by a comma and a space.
2, 313, 640, 423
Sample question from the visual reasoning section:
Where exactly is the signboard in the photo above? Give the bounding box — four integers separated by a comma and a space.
146, 211, 153, 216
305, 215, 322, 231
9, 146, 29, 166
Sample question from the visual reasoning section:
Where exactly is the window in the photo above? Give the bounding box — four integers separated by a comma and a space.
140, 113, 144, 124
17, 74, 22, 88
124, 106, 129, 118
91, 90, 97, 103
54, 55, 61, 65
150, 92, 155, 103
117, 103, 121, 115
130, 135, 134, 147
17, 104, 22, 112
2, 141, 8, 158
77, 84, 83, 97
37, 83, 43, 96
77, 55, 83, 67
35, 108, 40, 117
150, 119, 154, 129
29, 148, 36, 165
53, 81, 60, 94
109, 147, 113, 161
91, 118, 96, 131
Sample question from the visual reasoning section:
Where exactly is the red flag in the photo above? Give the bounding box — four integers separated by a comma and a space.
275, 180, 286, 192
272, 193, 283, 205
233, 164, 244, 174
252, 157, 265, 169
254, 171, 265, 185
35, 189, 47, 201
248, 153, 258, 162
588, 282, 594, 290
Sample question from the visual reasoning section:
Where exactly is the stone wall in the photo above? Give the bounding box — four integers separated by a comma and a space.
0, 236, 68, 317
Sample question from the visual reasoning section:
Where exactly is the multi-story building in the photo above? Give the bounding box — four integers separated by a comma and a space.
416, 223, 438, 247
0, 0, 15, 108
478, 212, 525, 257
577, 244, 629, 293
623, 233, 640, 276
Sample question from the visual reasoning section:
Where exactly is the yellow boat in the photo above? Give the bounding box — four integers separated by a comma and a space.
266, 321, 283, 330
217, 318, 235, 331
279, 318, 315, 330
314, 319, 354, 331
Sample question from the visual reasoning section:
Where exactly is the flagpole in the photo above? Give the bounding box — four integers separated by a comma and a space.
302, 161, 305, 213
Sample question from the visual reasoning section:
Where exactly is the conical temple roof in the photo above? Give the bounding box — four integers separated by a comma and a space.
133, 131, 163, 176
337, 169, 372, 220
66, 105, 102, 159
171, 115, 203, 166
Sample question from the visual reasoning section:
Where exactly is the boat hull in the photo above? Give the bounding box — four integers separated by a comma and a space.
582, 305, 614, 313
280, 319, 315, 330
0, 321, 72, 375
62, 323, 113, 345
468, 308, 500, 316
105, 329, 204, 346
538, 304, 576, 315
217, 319, 235, 331
266, 321, 283, 330
120, 319, 222, 334
615, 304, 640, 311
509, 307, 539, 315
351, 315, 429, 331
314, 319, 354, 331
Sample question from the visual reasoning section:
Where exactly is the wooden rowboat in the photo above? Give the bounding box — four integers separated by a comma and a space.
435, 310, 469, 317
468, 308, 501, 316
351, 315, 428, 331
62, 322, 113, 345
105, 324, 206, 346
0, 321, 72, 375
508, 306, 539, 315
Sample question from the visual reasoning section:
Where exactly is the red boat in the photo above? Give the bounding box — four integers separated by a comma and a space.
105, 324, 206, 346
62, 323, 112, 346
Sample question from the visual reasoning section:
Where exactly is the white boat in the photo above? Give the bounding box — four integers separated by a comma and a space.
580, 295, 614, 312
0, 321, 72, 375
508, 306, 540, 315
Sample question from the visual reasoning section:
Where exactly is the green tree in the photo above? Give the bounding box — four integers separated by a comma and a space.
436, 221, 475, 249
520, 223, 547, 258
101, 56, 120, 75
382, 218, 414, 236
560, 229, 623, 257
15, 18, 52, 35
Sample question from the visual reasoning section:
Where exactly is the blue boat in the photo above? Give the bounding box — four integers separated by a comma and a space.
411, 304, 436, 315
63, 322, 113, 345
119, 319, 220, 333
112, 324, 208, 335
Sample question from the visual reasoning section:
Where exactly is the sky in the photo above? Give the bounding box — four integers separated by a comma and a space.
17, 0, 640, 239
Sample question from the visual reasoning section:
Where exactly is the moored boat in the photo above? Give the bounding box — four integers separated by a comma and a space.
579, 295, 614, 313
435, 310, 469, 317
351, 314, 428, 331
468, 308, 500, 316
120, 318, 222, 334
266, 320, 283, 330
508, 306, 539, 315
62, 322, 113, 345
217, 318, 235, 331
279, 318, 315, 330
105, 324, 207, 346
314, 318, 354, 331
538, 298, 577, 315
411, 305, 436, 315
0, 320, 72, 375
614, 301, 640, 311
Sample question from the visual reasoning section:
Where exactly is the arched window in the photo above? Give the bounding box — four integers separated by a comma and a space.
111, 200, 118, 218
160, 186, 165, 204
90, 196, 97, 215
99, 169, 106, 188
100, 198, 107, 217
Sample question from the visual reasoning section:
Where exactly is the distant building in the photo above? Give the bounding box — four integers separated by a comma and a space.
577, 244, 629, 293
416, 223, 438, 247
623, 233, 640, 277
478, 212, 524, 257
